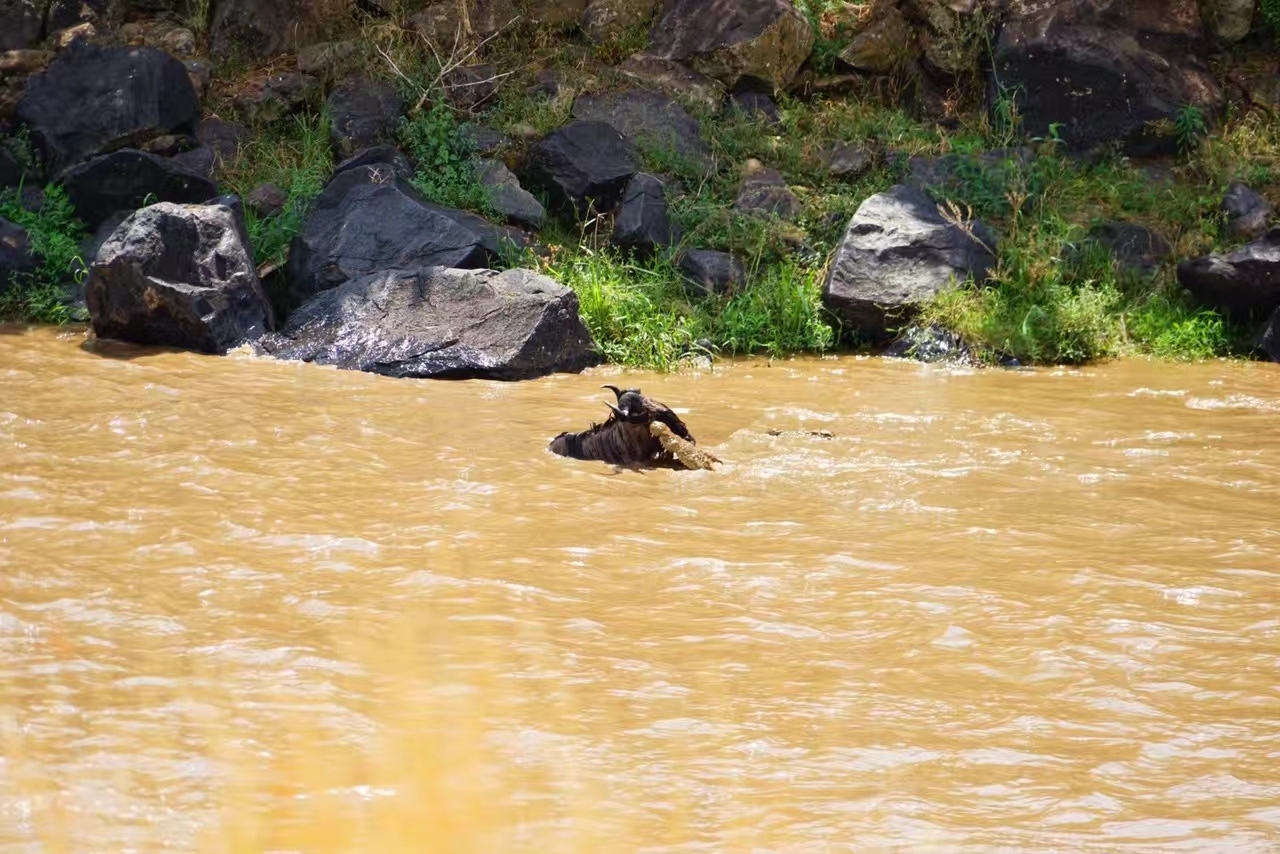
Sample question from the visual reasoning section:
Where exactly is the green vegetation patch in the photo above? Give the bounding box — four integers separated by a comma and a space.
0, 184, 88, 325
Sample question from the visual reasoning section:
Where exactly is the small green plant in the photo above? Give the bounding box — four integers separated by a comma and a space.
1260, 0, 1280, 34
0, 184, 88, 325
1175, 104, 1207, 154
397, 100, 492, 213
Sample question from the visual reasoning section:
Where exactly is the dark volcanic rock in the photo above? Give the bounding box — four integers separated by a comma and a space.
246, 183, 287, 218
333, 144, 414, 181
1177, 227, 1280, 323
526, 120, 637, 219
86, 200, 273, 353
991, 0, 1222, 154
823, 184, 996, 342
61, 148, 219, 228
209, 0, 323, 60
571, 88, 708, 170
445, 63, 499, 110
326, 76, 404, 158
16, 42, 200, 175
459, 123, 509, 156
611, 172, 677, 258
1221, 183, 1273, 241
196, 117, 246, 170
284, 165, 503, 306
1260, 306, 1280, 363
906, 148, 1035, 199
0, 145, 26, 188
258, 266, 600, 381
883, 324, 972, 364
729, 86, 781, 125
734, 162, 801, 221
169, 145, 217, 180
0, 215, 37, 289
678, 249, 746, 297
1081, 221, 1172, 279
232, 72, 320, 124
0, 0, 45, 50
645, 0, 815, 91
824, 142, 874, 180
475, 158, 545, 229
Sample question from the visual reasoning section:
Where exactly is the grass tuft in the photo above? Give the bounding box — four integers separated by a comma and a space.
0, 184, 88, 325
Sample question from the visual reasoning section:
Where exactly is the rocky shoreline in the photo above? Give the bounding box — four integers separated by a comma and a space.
1, 0, 1278, 376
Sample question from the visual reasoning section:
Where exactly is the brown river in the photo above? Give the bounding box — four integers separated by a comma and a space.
2, 326, 1279, 853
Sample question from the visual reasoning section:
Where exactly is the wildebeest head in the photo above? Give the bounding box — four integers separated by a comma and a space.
599, 384, 695, 443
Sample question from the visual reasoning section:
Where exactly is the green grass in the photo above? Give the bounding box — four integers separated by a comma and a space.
223, 112, 334, 272
397, 100, 493, 214
0, 184, 88, 325
539, 248, 834, 370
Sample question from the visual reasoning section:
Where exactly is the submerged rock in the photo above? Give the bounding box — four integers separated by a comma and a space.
285, 165, 504, 306
16, 41, 200, 175
259, 266, 599, 381
883, 324, 972, 364
86, 200, 273, 353
822, 184, 996, 343
1177, 227, 1280, 323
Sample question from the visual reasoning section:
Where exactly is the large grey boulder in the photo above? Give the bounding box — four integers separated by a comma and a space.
86, 200, 274, 353
258, 266, 600, 381
1221, 183, 1273, 241
822, 184, 996, 342
284, 164, 504, 306
645, 0, 815, 91
991, 0, 1222, 154
15, 42, 200, 175
1177, 227, 1280, 324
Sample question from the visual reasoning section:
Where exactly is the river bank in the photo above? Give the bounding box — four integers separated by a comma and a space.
1, 0, 1278, 375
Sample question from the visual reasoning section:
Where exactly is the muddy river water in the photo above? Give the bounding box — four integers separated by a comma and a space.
1, 327, 1279, 852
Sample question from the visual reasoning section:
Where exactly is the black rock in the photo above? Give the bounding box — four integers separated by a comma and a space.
60, 148, 219, 229
209, 0, 322, 60
824, 143, 874, 180
0, 145, 24, 189
0, 0, 44, 50
284, 164, 503, 306
990, 0, 1221, 154
326, 76, 404, 159
333, 144, 414, 181
733, 163, 801, 221
458, 123, 509, 156
611, 173, 678, 258
678, 249, 745, 297
475, 158, 546, 230
445, 63, 499, 110
169, 145, 218, 180
1080, 221, 1172, 279
571, 88, 709, 170
246, 183, 288, 218
0, 216, 38, 291
526, 120, 638, 220
882, 324, 972, 364
1177, 227, 1280, 323
822, 184, 997, 343
729, 87, 780, 125
196, 117, 246, 168
86, 200, 274, 353
906, 148, 1035, 200
1222, 183, 1272, 241
258, 266, 600, 381
232, 72, 320, 124
16, 42, 200, 176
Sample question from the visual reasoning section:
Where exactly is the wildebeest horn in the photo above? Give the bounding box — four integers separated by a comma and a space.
601, 384, 640, 400
604, 401, 625, 419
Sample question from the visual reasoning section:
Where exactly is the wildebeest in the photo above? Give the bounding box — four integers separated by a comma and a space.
548, 385, 704, 468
